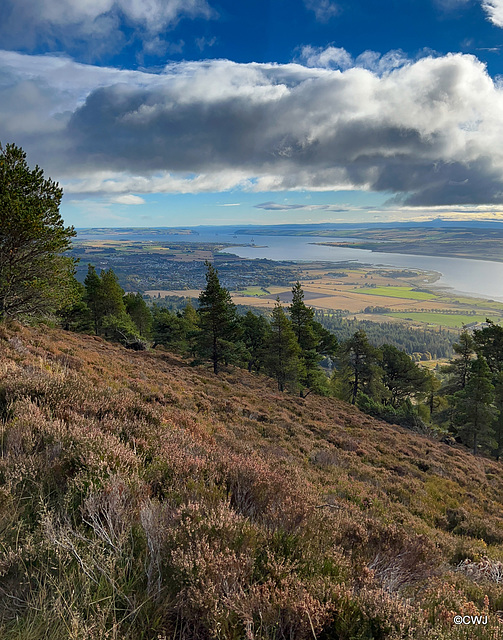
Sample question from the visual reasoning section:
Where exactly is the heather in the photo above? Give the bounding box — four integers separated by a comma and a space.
1, 323, 503, 639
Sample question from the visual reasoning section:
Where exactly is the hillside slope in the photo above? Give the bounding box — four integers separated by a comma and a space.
1, 323, 503, 639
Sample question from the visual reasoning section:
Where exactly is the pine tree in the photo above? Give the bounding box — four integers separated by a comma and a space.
452, 357, 497, 455
84, 265, 103, 335
182, 300, 199, 357
196, 262, 238, 374
58, 279, 92, 333
84, 266, 126, 336
0, 143, 77, 319
100, 268, 126, 318
124, 292, 152, 337
240, 310, 268, 372
152, 308, 183, 349
491, 372, 503, 460
289, 281, 316, 348
423, 369, 443, 419
381, 343, 429, 408
289, 281, 335, 396
265, 299, 300, 392
473, 320, 503, 375
442, 330, 475, 393
337, 329, 382, 405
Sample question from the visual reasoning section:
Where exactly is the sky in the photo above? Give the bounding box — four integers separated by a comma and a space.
3, 0, 503, 227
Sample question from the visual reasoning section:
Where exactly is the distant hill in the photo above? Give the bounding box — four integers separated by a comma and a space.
1, 324, 502, 639
234, 219, 503, 234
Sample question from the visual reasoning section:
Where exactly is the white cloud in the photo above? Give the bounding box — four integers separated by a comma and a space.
3, 49, 503, 206
482, 0, 503, 26
195, 36, 217, 51
301, 46, 353, 70
0, 0, 215, 56
299, 46, 408, 73
304, 0, 340, 22
111, 194, 146, 204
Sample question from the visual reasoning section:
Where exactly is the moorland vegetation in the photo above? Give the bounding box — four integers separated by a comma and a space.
2, 142, 503, 638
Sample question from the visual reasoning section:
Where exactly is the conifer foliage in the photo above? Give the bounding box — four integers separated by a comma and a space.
196, 261, 238, 374
83, 265, 148, 348
452, 357, 496, 455
265, 299, 300, 391
0, 143, 76, 319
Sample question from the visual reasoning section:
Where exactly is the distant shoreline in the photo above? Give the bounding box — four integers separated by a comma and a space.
310, 241, 503, 264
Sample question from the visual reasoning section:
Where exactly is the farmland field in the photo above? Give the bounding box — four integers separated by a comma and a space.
350, 286, 436, 300
389, 312, 500, 327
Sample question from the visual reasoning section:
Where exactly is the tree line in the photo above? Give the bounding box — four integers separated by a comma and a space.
63, 258, 503, 458
2, 142, 502, 459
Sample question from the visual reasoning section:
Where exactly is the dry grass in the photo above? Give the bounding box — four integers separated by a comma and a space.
0, 323, 503, 638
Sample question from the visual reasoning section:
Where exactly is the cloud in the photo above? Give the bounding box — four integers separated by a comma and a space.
254, 202, 348, 211
482, 0, 503, 26
304, 0, 340, 22
111, 194, 146, 204
3, 49, 503, 206
0, 0, 215, 57
195, 36, 217, 51
256, 202, 305, 210
299, 45, 408, 72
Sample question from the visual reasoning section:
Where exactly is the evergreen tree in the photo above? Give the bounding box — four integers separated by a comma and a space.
289, 281, 316, 349
289, 281, 336, 396
151, 307, 187, 352
337, 329, 382, 405
84, 265, 103, 335
473, 320, 503, 375
313, 322, 338, 360
100, 268, 126, 318
423, 369, 443, 419
492, 372, 503, 460
290, 281, 317, 394
452, 357, 497, 455
181, 300, 199, 357
182, 299, 198, 329
152, 308, 181, 348
124, 292, 152, 337
442, 330, 475, 393
101, 312, 143, 349
0, 142, 77, 319
58, 279, 92, 333
381, 343, 429, 408
240, 310, 269, 372
196, 261, 238, 374
84, 266, 126, 336
265, 299, 300, 392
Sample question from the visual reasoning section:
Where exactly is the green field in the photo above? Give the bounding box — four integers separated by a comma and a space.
351, 286, 436, 300
389, 312, 500, 328
439, 295, 503, 310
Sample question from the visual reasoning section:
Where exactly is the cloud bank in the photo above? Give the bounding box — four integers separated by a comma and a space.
2, 49, 503, 207
0, 0, 215, 56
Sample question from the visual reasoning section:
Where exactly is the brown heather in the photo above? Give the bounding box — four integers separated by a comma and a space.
0, 323, 503, 639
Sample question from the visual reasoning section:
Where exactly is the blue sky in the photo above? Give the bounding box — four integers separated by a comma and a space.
3, 0, 503, 227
